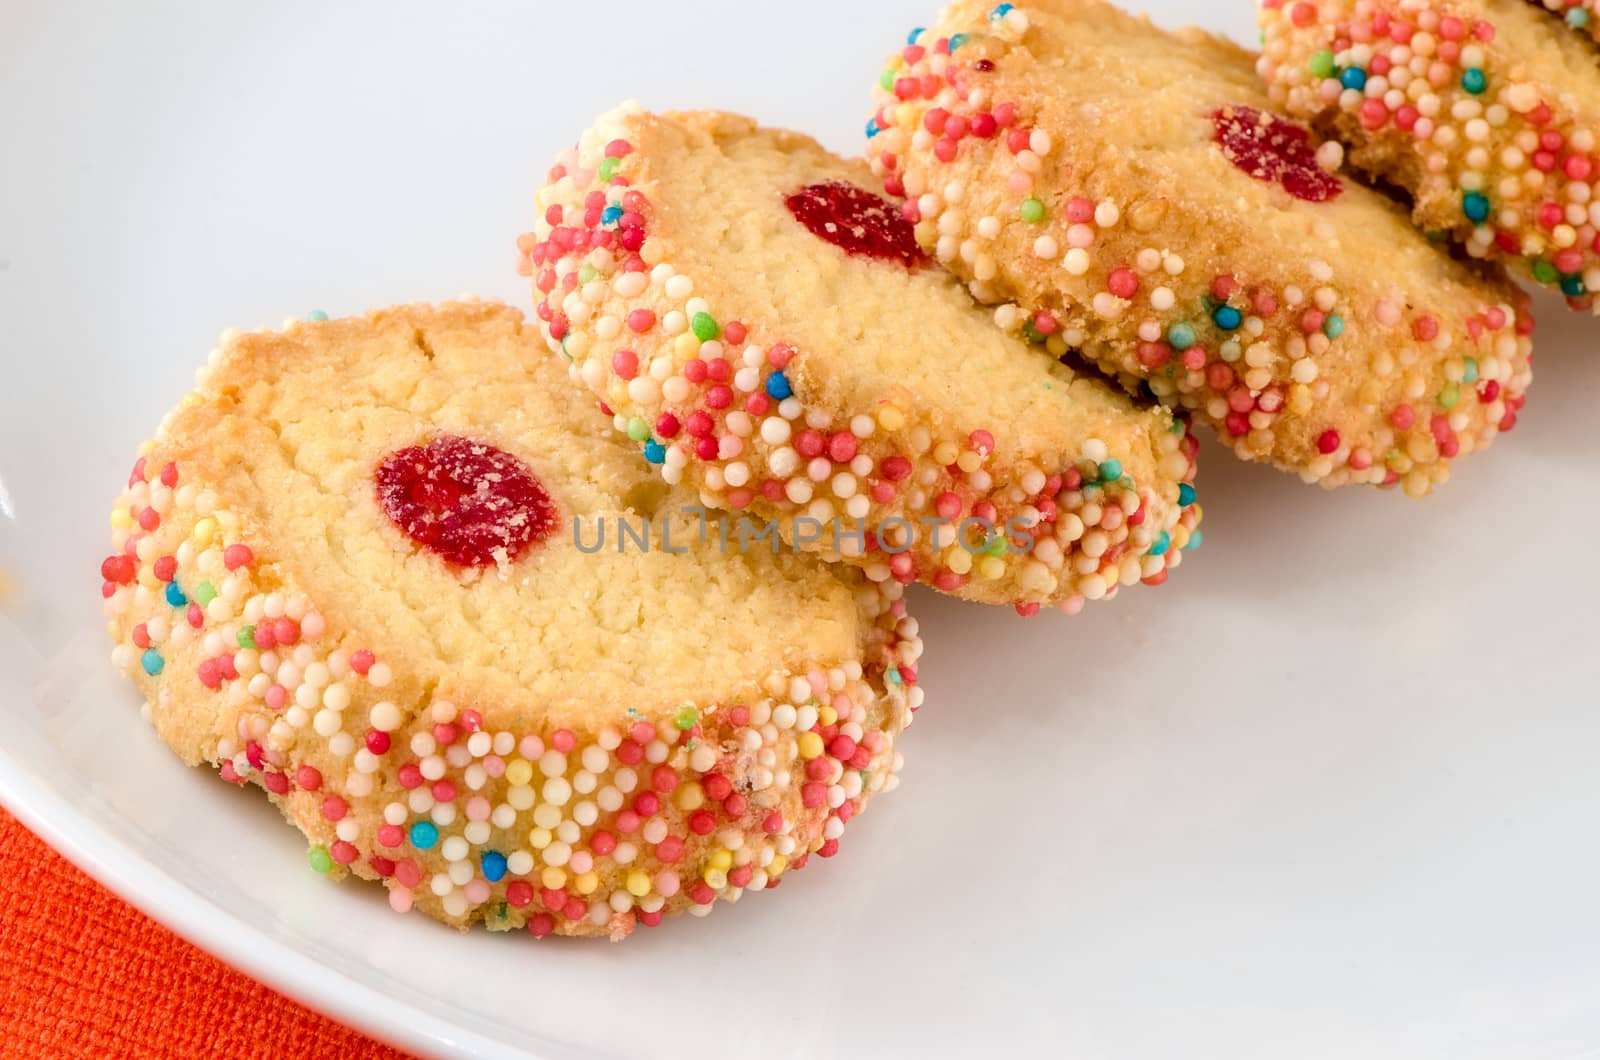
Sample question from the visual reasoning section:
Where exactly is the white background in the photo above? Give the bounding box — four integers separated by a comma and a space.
3, 2, 1599, 1058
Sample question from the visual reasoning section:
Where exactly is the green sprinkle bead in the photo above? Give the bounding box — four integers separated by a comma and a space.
880, 69, 895, 91
1098, 458, 1123, 482
1461, 68, 1487, 94
1322, 314, 1345, 338
691, 312, 720, 341
674, 704, 699, 731
578, 263, 597, 283
1530, 258, 1560, 285
1438, 383, 1460, 409
308, 846, 333, 873
1309, 50, 1336, 78
193, 580, 217, 606
237, 625, 256, 649
1166, 322, 1196, 351
1462, 357, 1479, 384
626, 416, 650, 442
597, 157, 620, 181
1020, 198, 1046, 223
305, 310, 329, 322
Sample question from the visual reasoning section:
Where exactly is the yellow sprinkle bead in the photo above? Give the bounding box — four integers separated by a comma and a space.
933, 441, 959, 466
946, 547, 973, 575
505, 759, 534, 786
877, 406, 905, 431
768, 854, 788, 877
1288, 384, 1314, 416
702, 868, 728, 890
977, 555, 1006, 581
706, 848, 733, 872
673, 331, 700, 359
673, 782, 704, 812
575, 871, 599, 895
817, 704, 838, 726
110, 507, 132, 529
956, 449, 982, 473
541, 867, 567, 890
797, 732, 824, 759
190, 517, 217, 546
528, 827, 552, 850
626, 871, 651, 897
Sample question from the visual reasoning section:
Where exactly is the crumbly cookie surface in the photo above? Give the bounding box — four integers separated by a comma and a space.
520, 105, 1202, 615
1260, 0, 1600, 310
98, 300, 922, 939
867, 0, 1534, 497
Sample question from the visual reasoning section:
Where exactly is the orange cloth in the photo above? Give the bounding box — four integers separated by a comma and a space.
0, 808, 410, 1059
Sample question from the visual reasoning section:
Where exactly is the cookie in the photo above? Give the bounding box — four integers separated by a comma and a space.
865, 0, 1534, 497
518, 105, 1202, 615
98, 300, 922, 940
1260, 0, 1600, 311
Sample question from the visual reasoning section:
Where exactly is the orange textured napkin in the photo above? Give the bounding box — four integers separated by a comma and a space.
0, 808, 410, 1059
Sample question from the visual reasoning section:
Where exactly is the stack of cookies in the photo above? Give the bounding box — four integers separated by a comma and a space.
98, 0, 1548, 940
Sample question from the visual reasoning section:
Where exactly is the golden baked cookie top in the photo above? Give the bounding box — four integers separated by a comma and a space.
867, 0, 1533, 497
521, 104, 1202, 614
108, 300, 894, 730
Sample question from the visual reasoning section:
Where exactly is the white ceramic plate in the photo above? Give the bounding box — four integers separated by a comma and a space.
4, 2, 1600, 1057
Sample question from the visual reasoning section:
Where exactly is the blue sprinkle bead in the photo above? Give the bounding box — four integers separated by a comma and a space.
1461, 68, 1487, 95
1340, 67, 1367, 91
164, 581, 187, 607
1167, 322, 1196, 351
601, 204, 623, 225
1462, 191, 1491, 223
305, 310, 329, 322
949, 32, 970, 49
1322, 314, 1345, 338
1149, 531, 1171, 557
1212, 304, 1242, 330
866, 117, 881, 138
140, 649, 164, 676
1184, 530, 1204, 551
643, 439, 666, 464
1098, 459, 1122, 483
1179, 482, 1197, 507
907, 26, 924, 44
765, 371, 792, 400
990, 3, 1015, 18
481, 850, 507, 883
409, 821, 439, 850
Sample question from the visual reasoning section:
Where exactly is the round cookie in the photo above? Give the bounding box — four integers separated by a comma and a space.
1260, 0, 1600, 311
518, 105, 1201, 615
98, 300, 922, 940
865, 0, 1535, 497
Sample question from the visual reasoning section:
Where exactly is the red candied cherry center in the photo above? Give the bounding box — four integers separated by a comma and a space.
785, 181, 928, 268
375, 436, 557, 567
1212, 104, 1342, 203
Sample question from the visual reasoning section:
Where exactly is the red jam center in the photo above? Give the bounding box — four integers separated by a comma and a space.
1212, 105, 1342, 203
785, 181, 928, 267
376, 436, 556, 567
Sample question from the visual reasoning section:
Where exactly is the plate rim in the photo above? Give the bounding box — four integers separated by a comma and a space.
0, 729, 552, 1060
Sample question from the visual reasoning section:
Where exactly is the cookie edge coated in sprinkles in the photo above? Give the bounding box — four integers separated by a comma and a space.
99, 300, 925, 941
